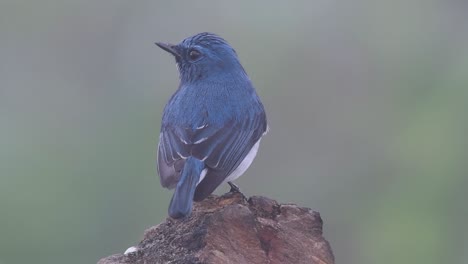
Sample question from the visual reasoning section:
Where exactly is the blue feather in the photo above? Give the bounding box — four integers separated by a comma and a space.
156, 32, 268, 218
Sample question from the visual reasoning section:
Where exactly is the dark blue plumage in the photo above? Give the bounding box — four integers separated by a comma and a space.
156, 33, 267, 219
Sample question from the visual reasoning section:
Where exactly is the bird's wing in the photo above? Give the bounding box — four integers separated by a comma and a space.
157, 120, 226, 189
193, 110, 267, 201
158, 109, 267, 194
157, 128, 187, 189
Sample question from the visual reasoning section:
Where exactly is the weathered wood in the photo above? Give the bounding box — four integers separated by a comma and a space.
98, 192, 335, 264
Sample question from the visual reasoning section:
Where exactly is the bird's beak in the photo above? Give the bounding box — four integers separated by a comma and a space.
155, 42, 180, 58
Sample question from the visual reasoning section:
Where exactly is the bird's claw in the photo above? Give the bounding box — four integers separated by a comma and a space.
227, 181, 247, 200
228, 181, 241, 193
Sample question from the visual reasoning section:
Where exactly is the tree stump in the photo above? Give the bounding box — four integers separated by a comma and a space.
98, 192, 335, 264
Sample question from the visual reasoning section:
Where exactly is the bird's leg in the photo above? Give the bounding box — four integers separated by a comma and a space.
227, 182, 247, 201
228, 181, 241, 193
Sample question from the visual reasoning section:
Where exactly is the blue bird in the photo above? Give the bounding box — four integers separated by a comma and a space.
155, 33, 268, 219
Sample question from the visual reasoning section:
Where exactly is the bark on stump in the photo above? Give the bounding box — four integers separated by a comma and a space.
98, 192, 335, 264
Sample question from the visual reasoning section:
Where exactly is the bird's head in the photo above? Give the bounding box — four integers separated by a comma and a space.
156, 32, 246, 83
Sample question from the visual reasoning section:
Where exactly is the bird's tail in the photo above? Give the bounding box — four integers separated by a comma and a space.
168, 157, 204, 219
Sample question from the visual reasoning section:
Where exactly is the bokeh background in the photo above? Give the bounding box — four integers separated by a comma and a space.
1, 0, 467, 263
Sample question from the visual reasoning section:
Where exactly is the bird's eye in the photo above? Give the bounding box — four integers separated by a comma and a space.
188, 49, 201, 61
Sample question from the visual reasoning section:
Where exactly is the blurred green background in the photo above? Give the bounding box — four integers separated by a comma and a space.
1, 0, 467, 263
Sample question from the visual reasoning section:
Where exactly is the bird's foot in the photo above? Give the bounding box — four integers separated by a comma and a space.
227, 182, 247, 201
228, 181, 241, 193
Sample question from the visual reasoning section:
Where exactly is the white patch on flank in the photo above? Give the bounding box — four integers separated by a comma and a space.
264, 125, 270, 135
223, 138, 261, 183
124, 246, 138, 255
198, 169, 208, 185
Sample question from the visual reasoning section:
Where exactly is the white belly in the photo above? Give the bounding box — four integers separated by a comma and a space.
222, 139, 261, 183
196, 137, 263, 185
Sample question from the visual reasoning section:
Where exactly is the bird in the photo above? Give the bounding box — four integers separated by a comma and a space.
155, 32, 268, 219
